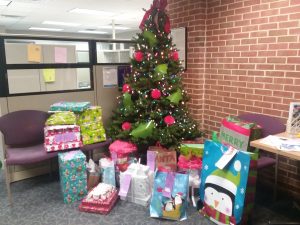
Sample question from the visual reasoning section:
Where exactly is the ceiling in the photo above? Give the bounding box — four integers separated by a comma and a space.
0, 0, 152, 36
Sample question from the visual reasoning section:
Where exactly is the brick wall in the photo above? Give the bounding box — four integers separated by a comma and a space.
168, 0, 300, 199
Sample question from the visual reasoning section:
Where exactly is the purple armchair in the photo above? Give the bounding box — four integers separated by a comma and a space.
0, 110, 57, 204
237, 113, 286, 199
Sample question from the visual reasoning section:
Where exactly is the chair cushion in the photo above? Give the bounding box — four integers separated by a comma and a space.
257, 156, 276, 169
6, 144, 58, 165
80, 139, 111, 152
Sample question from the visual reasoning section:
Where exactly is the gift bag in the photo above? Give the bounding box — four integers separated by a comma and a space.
147, 145, 177, 172
109, 140, 137, 172
99, 158, 116, 187
119, 162, 154, 206
86, 159, 101, 191
199, 140, 251, 224
219, 116, 262, 152
150, 170, 189, 221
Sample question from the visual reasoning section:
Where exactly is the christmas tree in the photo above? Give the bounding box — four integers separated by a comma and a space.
107, 0, 201, 149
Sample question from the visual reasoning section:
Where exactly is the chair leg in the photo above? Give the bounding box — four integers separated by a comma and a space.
273, 154, 279, 201
4, 160, 12, 205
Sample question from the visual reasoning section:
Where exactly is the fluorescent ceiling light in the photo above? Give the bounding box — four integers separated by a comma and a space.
42, 21, 80, 27
0, 0, 11, 6
98, 25, 130, 30
29, 27, 63, 31
69, 8, 115, 17
78, 30, 107, 34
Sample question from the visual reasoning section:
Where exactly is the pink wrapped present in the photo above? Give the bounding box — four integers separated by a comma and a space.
44, 125, 82, 152
79, 183, 118, 215
109, 140, 137, 172
177, 155, 202, 170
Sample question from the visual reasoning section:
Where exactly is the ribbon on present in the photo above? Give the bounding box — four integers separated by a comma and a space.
139, 0, 168, 30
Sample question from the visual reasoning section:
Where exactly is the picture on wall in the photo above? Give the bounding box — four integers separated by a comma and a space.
287, 102, 300, 135
171, 27, 187, 70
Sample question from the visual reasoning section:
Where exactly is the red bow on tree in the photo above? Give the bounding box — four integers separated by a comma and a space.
139, 0, 168, 30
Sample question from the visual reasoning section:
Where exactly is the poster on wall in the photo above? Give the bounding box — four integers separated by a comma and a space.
27, 44, 41, 63
103, 67, 118, 88
287, 102, 300, 135
171, 27, 186, 70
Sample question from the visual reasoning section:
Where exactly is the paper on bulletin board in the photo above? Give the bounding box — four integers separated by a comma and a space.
103, 67, 118, 88
27, 44, 41, 63
43, 69, 56, 83
54, 47, 67, 63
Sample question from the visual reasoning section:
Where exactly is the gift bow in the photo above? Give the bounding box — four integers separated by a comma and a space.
139, 0, 168, 30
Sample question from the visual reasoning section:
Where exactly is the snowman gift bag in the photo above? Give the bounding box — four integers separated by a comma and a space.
150, 170, 189, 221
199, 140, 251, 225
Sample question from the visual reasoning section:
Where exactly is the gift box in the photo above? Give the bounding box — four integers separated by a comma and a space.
119, 162, 154, 206
109, 140, 137, 172
147, 145, 177, 172
77, 106, 103, 124
86, 159, 101, 191
219, 116, 262, 151
77, 106, 106, 145
179, 143, 204, 159
79, 183, 118, 215
44, 125, 82, 152
58, 150, 87, 204
81, 126, 106, 145
50, 101, 91, 112
45, 111, 77, 126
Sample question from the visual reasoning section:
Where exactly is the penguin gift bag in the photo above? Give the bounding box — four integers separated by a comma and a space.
150, 170, 189, 221
199, 140, 251, 225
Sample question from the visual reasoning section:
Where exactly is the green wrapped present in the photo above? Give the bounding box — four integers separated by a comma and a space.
77, 106, 103, 125
46, 111, 76, 126
80, 122, 104, 133
81, 128, 106, 145
50, 101, 91, 112
180, 143, 204, 159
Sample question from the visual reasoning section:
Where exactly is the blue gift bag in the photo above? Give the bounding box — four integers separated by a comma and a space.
150, 170, 189, 221
199, 140, 250, 224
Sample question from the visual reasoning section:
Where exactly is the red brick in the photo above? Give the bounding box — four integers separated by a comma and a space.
259, 23, 278, 30
261, 9, 279, 17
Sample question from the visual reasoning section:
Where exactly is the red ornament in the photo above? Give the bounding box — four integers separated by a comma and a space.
122, 122, 132, 131
164, 16, 171, 34
151, 89, 161, 99
164, 115, 175, 126
122, 84, 131, 93
134, 51, 143, 62
171, 51, 179, 61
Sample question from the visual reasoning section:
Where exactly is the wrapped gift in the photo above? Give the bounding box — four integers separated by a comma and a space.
77, 106, 106, 145
99, 158, 116, 187
77, 106, 103, 124
50, 101, 91, 112
79, 183, 118, 215
219, 116, 262, 151
109, 140, 137, 172
119, 162, 154, 206
179, 143, 204, 159
44, 125, 82, 152
147, 145, 177, 172
199, 140, 252, 224
58, 150, 87, 204
150, 170, 189, 221
45, 111, 76, 126
81, 126, 106, 145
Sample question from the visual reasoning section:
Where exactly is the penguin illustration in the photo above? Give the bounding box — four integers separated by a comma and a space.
203, 160, 241, 222
163, 200, 176, 211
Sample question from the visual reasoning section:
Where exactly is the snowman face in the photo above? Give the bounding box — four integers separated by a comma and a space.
204, 186, 233, 216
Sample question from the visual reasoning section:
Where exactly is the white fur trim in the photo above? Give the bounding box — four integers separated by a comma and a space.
206, 175, 237, 195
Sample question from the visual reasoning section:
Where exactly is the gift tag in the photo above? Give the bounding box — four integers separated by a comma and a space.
119, 174, 132, 197
215, 146, 238, 169
162, 172, 175, 198
147, 151, 156, 172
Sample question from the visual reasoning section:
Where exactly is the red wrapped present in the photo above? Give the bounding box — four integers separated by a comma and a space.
79, 183, 118, 215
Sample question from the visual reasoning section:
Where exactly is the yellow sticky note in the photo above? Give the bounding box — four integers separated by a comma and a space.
27, 44, 41, 63
43, 69, 55, 83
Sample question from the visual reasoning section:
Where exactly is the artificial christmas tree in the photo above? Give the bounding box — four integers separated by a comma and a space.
107, 0, 201, 149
